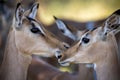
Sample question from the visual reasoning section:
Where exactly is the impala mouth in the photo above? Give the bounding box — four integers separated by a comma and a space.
58, 60, 70, 66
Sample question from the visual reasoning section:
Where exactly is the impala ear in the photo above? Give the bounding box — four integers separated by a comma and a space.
15, 3, 24, 29
28, 2, 39, 19
103, 9, 120, 35
86, 22, 94, 30
54, 16, 69, 33
54, 16, 76, 40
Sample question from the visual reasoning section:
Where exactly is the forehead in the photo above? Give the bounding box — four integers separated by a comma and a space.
22, 17, 45, 34
22, 17, 37, 26
83, 28, 98, 36
80, 27, 102, 41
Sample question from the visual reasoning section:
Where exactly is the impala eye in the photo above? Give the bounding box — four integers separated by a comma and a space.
31, 27, 40, 33
64, 44, 69, 49
82, 37, 90, 44
30, 23, 40, 33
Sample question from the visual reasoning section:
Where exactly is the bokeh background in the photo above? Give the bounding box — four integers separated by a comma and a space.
1, 0, 120, 25
37, 0, 120, 25
0, 0, 120, 72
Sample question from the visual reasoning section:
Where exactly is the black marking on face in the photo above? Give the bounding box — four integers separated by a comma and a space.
91, 27, 97, 31
26, 16, 36, 22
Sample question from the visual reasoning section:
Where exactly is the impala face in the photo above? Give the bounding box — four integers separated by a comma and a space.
13, 3, 70, 57
56, 27, 105, 66
55, 9, 120, 66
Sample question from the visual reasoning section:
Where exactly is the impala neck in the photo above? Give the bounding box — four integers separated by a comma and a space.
95, 39, 120, 80
78, 64, 94, 80
0, 30, 32, 80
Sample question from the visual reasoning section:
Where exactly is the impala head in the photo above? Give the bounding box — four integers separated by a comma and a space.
12, 2, 70, 57
55, 9, 120, 66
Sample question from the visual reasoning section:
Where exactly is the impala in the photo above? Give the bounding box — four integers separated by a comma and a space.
56, 9, 120, 80
54, 16, 95, 80
0, 2, 70, 80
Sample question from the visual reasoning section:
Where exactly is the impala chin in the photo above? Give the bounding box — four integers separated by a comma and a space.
59, 61, 70, 66
58, 58, 74, 66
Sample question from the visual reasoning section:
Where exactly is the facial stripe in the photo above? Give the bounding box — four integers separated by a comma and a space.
26, 16, 36, 22
91, 27, 97, 32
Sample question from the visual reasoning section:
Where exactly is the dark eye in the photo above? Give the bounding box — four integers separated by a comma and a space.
30, 23, 40, 33
82, 37, 90, 44
64, 44, 69, 49
31, 27, 40, 33
30, 23, 45, 36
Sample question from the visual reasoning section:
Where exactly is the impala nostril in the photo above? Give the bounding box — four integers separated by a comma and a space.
57, 54, 62, 59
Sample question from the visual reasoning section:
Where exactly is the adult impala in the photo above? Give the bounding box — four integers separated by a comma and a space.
56, 9, 120, 80
0, 2, 70, 80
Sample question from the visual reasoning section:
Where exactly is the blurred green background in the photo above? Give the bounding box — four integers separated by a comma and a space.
37, 0, 120, 25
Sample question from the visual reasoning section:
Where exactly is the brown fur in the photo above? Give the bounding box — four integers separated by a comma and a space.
57, 10, 120, 80
0, 3, 70, 80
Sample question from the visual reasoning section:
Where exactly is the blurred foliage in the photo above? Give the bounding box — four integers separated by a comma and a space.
37, 0, 120, 25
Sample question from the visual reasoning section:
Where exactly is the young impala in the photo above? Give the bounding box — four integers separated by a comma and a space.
0, 2, 70, 80
54, 16, 95, 80
56, 9, 120, 80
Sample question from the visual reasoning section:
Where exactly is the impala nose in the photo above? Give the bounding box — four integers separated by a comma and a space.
57, 54, 62, 59
55, 51, 62, 59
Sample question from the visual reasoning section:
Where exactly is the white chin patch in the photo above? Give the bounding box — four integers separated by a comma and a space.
59, 61, 70, 66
